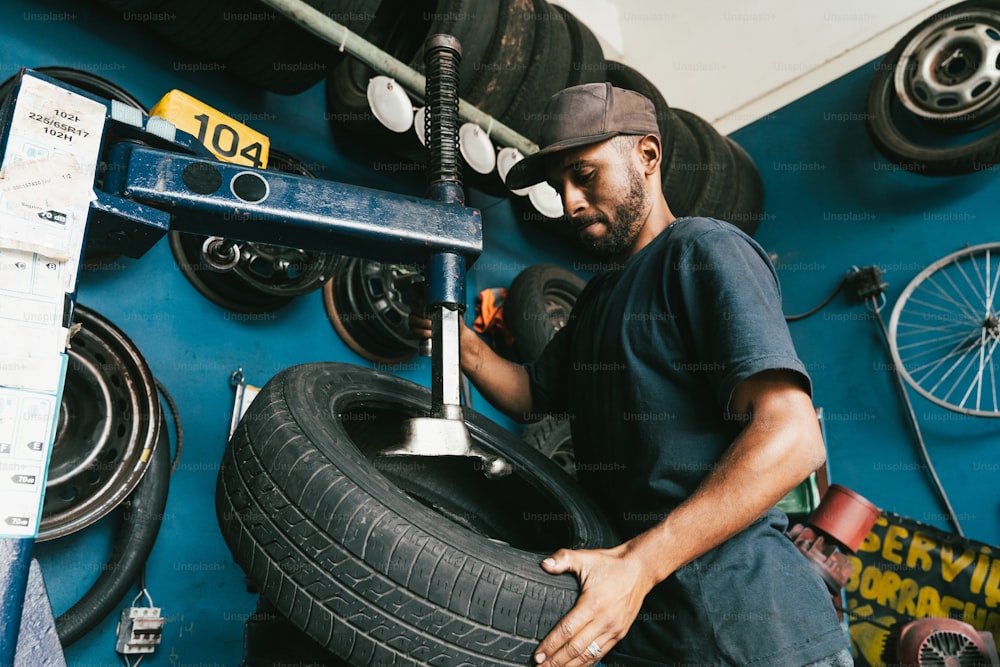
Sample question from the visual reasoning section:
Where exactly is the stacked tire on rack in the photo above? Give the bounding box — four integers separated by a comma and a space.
90, 0, 382, 94
320, 0, 766, 237
865, 0, 1000, 175
89, 0, 765, 236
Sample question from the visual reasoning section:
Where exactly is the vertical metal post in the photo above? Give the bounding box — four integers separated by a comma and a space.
386, 36, 508, 476
423, 34, 466, 421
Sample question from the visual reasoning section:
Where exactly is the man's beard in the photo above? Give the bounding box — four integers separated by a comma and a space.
580, 166, 648, 258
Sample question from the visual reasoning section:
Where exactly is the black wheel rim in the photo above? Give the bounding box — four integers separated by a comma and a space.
168, 150, 339, 312
41, 305, 160, 541
323, 258, 419, 363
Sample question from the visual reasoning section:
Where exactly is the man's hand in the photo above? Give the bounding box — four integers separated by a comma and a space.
407, 310, 433, 342
534, 545, 656, 666
406, 296, 537, 420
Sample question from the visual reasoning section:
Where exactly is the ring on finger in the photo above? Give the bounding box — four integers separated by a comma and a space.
586, 640, 602, 658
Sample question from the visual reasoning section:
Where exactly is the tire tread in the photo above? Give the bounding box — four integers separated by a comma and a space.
217, 363, 615, 665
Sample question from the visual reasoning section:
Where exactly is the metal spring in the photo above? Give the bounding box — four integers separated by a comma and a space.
424, 34, 462, 188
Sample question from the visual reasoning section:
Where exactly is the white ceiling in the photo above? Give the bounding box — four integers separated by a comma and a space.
557, 0, 957, 134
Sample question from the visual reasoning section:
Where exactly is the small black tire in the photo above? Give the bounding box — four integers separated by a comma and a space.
463, 0, 537, 119
723, 137, 766, 236
659, 107, 702, 216
216, 362, 618, 666
671, 108, 764, 236
135, 0, 265, 61
324, 0, 501, 162
673, 108, 736, 218
503, 263, 585, 362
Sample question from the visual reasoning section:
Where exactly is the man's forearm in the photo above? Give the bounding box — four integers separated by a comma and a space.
460, 326, 536, 421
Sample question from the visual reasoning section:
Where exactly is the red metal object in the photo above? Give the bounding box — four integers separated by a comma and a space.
808, 484, 881, 553
891, 617, 1000, 667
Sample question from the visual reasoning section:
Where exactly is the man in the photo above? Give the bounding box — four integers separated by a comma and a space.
414, 82, 851, 667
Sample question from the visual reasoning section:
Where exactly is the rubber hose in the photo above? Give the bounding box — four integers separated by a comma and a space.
55, 416, 171, 646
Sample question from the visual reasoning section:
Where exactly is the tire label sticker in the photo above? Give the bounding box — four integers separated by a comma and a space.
0, 74, 104, 265
150, 89, 270, 168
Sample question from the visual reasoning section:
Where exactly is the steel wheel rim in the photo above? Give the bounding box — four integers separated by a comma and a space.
232, 242, 339, 297
168, 149, 338, 312
888, 243, 1000, 417
47, 354, 114, 486
323, 258, 419, 364
895, 10, 1000, 122
229, 150, 338, 298
41, 305, 160, 540
168, 230, 292, 312
544, 283, 578, 332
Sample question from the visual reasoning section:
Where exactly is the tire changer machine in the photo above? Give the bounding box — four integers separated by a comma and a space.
0, 33, 506, 665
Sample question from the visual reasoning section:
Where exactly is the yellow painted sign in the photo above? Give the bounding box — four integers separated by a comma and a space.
844, 511, 999, 666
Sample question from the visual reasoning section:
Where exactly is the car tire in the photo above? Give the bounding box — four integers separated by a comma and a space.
216, 362, 618, 666
672, 108, 764, 236
863, 0, 1000, 175
499, 0, 573, 141
503, 263, 585, 362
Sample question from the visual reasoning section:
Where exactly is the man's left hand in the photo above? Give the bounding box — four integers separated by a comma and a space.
534, 546, 654, 666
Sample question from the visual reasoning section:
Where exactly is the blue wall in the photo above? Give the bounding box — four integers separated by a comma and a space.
738, 64, 1000, 548
2, 1, 997, 665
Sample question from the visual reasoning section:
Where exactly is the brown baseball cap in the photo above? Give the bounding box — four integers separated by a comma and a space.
504, 82, 660, 190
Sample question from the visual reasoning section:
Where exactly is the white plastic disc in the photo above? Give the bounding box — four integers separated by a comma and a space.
497, 147, 531, 196
527, 182, 564, 219
458, 122, 496, 174
367, 76, 413, 133
413, 106, 427, 145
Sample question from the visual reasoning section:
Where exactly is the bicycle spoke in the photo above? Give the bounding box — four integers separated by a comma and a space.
897, 327, 978, 359
903, 293, 980, 326
909, 330, 980, 382
958, 331, 1000, 411
936, 265, 987, 321
939, 334, 982, 408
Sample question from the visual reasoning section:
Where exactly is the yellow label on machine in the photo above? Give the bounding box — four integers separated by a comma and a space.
150, 89, 269, 168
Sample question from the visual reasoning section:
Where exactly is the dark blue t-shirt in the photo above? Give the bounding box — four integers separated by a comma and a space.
527, 218, 848, 666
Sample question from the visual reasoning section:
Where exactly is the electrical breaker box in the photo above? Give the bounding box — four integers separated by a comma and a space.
115, 606, 164, 654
